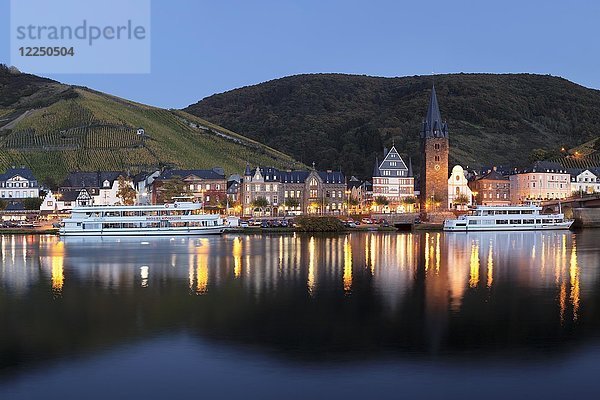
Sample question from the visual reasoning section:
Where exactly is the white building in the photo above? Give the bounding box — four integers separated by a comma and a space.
0, 167, 40, 200
134, 170, 161, 205
509, 161, 571, 203
448, 165, 473, 209
59, 172, 134, 206
372, 146, 415, 212
570, 169, 600, 196
40, 189, 93, 213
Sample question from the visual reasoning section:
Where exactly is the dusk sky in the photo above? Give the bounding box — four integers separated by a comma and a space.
1, 0, 599, 108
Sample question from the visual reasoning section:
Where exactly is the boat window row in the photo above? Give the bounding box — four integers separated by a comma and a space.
83, 209, 201, 218
469, 219, 561, 225
75, 220, 220, 229
478, 209, 535, 216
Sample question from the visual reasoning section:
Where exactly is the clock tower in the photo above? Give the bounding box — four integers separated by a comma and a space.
420, 85, 449, 211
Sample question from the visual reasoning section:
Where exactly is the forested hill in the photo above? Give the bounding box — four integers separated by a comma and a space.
185, 73, 600, 178
0, 65, 300, 184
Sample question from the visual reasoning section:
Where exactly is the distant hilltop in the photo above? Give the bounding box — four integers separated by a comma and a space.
184, 73, 600, 178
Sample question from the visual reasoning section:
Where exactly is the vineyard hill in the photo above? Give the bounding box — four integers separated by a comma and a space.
0, 66, 300, 185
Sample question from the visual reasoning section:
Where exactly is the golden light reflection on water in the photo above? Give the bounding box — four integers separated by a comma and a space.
307, 236, 315, 295
469, 241, 480, 288
343, 236, 352, 294
51, 241, 64, 295
233, 237, 242, 278
435, 233, 441, 273
0, 232, 593, 328
570, 240, 580, 321
196, 254, 208, 294
186, 239, 210, 294
486, 240, 493, 288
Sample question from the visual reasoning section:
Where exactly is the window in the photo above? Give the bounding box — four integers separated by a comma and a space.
434, 143, 440, 150
205, 184, 210, 190
434, 156, 440, 162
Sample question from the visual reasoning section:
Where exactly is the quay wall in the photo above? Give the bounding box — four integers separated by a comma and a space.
573, 208, 600, 228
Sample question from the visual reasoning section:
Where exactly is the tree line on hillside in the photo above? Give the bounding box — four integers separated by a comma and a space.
186, 73, 600, 179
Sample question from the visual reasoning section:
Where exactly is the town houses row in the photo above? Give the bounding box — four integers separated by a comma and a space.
0, 160, 597, 216
0, 86, 598, 216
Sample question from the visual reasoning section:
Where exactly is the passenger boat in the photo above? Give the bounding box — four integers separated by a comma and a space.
59, 202, 226, 236
443, 204, 573, 232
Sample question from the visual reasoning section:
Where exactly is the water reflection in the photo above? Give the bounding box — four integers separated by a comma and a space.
0, 231, 598, 373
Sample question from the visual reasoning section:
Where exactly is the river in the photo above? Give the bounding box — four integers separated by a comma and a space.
1, 231, 599, 399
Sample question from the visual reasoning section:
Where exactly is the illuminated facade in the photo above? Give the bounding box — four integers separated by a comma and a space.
509, 161, 570, 203
468, 168, 511, 206
570, 168, 600, 195
0, 166, 40, 200
241, 165, 346, 216
372, 146, 415, 212
447, 165, 473, 209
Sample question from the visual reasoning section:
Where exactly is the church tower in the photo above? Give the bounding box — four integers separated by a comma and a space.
420, 85, 449, 211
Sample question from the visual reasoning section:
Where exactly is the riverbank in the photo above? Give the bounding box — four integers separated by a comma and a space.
226, 226, 399, 234
0, 228, 58, 235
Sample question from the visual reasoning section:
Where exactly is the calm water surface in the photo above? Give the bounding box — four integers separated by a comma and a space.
1, 231, 600, 399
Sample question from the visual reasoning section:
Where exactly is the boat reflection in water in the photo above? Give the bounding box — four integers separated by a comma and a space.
1, 231, 600, 398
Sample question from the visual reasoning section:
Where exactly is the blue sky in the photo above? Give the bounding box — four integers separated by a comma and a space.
1, 0, 599, 108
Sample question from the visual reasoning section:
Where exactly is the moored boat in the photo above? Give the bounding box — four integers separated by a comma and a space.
59, 202, 226, 236
443, 204, 573, 232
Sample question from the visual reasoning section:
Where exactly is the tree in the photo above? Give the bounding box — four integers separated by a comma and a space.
117, 176, 137, 205
252, 196, 269, 209
42, 176, 58, 191
374, 196, 389, 206
402, 196, 417, 205
157, 176, 191, 203
0, 199, 8, 210
23, 197, 43, 210
284, 197, 300, 209
348, 197, 359, 206
453, 193, 470, 205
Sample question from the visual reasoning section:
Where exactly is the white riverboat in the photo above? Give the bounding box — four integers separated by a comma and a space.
59, 202, 226, 236
443, 204, 573, 232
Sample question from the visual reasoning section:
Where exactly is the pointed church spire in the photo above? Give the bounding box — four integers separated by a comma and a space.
373, 157, 380, 177
244, 162, 252, 176
421, 84, 448, 139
